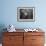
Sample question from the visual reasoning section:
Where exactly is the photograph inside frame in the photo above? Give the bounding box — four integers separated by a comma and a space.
17, 7, 35, 22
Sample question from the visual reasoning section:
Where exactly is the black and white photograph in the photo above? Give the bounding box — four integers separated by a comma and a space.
17, 7, 35, 22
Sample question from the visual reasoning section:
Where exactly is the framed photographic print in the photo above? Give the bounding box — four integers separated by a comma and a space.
17, 7, 35, 22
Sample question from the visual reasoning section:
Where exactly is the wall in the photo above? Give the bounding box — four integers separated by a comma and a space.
0, 0, 46, 43
0, 0, 46, 29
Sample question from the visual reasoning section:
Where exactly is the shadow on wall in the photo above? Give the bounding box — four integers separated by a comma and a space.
0, 24, 7, 43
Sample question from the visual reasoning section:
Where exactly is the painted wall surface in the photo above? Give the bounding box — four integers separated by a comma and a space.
0, 0, 46, 29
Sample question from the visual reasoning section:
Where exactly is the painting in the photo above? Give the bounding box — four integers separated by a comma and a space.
17, 7, 35, 22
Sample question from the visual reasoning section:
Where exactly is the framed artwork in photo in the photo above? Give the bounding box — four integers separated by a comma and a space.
17, 7, 35, 22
